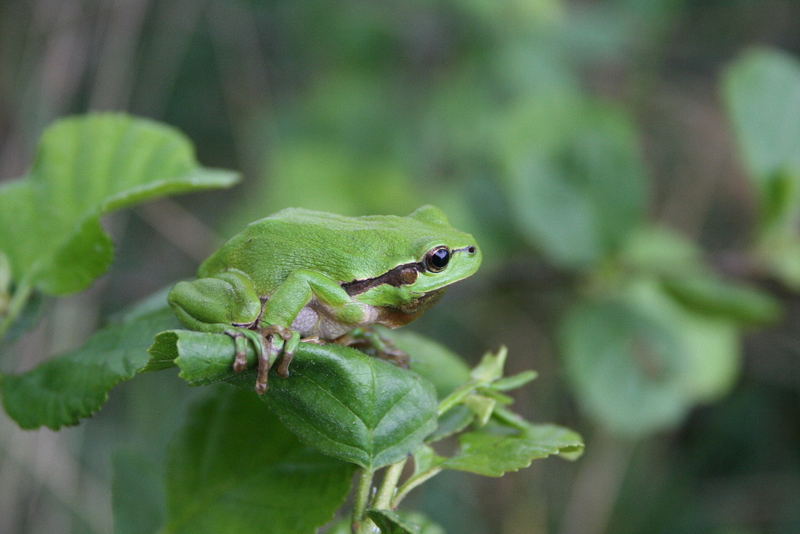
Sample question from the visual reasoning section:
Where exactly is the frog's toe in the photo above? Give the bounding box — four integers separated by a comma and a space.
224, 329, 250, 373
255, 340, 274, 395
275, 329, 301, 378
276, 350, 294, 378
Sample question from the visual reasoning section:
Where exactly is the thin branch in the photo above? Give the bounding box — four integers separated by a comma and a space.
373, 459, 407, 510
391, 466, 442, 509
352, 468, 374, 534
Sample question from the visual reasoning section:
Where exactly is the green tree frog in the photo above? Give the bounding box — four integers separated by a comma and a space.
168, 205, 481, 394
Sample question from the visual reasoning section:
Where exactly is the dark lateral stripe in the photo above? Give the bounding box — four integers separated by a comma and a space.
342, 261, 423, 296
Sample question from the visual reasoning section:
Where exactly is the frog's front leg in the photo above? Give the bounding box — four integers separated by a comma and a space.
261, 269, 367, 378
167, 270, 272, 390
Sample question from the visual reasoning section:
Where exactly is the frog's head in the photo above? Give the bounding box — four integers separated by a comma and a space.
345, 205, 482, 312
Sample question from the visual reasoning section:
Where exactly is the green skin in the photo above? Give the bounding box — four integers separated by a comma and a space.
168, 205, 482, 394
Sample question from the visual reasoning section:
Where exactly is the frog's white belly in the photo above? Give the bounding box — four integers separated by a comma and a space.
289, 300, 379, 340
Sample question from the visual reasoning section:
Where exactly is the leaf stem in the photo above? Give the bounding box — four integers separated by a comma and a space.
391, 466, 443, 508
0, 280, 32, 340
373, 458, 407, 510
352, 468, 374, 534
493, 405, 532, 431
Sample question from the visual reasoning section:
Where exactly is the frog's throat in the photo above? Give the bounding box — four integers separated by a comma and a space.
376, 288, 446, 328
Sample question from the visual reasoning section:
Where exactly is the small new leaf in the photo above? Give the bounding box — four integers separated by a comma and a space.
470, 346, 508, 383
441, 423, 584, 477
464, 394, 496, 426
491, 370, 538, 391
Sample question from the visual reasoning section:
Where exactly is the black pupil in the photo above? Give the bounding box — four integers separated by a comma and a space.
429, 248, 450, 270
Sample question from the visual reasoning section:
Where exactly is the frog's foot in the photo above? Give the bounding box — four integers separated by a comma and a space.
224, 328, 261, 373
255, 336, 275, 395
224, 327, 271, 394
376, 344, 410, 368
261, 325, 301, 380
335, 327, 410, 368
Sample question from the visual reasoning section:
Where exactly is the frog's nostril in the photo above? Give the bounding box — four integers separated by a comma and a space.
467, 246, 476, 254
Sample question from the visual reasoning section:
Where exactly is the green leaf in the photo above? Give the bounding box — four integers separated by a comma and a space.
469, 346, 508, 383
661, 276, 780, 324
440, 423, 584, 477
436, 347, 512, 417
626, 279, 741, 404
562, 297, 689, 436
619, 225, 781, 324
146, 329, 247, 379
724, 48, 800, 265
463, 394, 496, 426
499, 98, 647, 268
1, 306, 179, 429
268, 343, 439, 470
618, 225, 704, 276
0, 114, 238, 296
112, 450, 166, 534
723, 48, 800, 194
148, 331, 439, 469
164, 387, 355, 534
491, 370, 538, 391
561, 279, 740, 437
426, 405, 474, 443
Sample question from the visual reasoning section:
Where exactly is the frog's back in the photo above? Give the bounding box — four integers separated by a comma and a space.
197, 208, 462, 294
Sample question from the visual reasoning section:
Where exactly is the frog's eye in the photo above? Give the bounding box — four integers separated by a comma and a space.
424, 246, 451, 272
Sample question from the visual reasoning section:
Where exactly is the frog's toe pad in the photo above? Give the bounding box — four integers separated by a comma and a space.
276, 350, 294, 378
